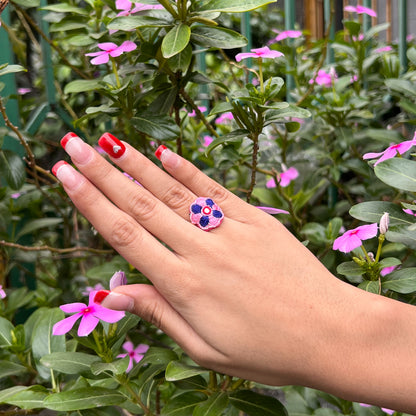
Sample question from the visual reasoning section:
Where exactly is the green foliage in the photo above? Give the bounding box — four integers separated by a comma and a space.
1, 0, 416, 415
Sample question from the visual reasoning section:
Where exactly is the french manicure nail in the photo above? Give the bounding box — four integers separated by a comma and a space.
52, 161, 84, 191
98, 133, 126, 158
101, 292, 134, 311
62, 135, 93, 165
94, 290, 110, 304
61, 132, 79, 149
158, 147, 180, 169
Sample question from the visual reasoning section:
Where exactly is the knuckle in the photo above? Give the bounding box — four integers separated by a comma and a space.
127, 192, 157, 222
199, 183, 228, 203
142, 301, 164, 329
108, 216, 139, 248
160, 185, 190, 210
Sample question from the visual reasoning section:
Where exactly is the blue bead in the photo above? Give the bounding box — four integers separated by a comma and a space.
199, 216, 210, 227
205, 198, 214, 207
213, 210, 223, 218
191, 204, 202, 214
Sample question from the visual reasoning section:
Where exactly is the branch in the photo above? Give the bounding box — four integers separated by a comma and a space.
0, 241, 113, 255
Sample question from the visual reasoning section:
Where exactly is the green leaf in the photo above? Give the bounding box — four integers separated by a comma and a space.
4, 389, 47, 410
0, 316, 14, 347
108, 15, 171, 31
162, 24, 191, 58
16, 217, 63, 240
0, 361, 28, 379
165, 361, 208, 381
336, 261, 364, 277
382, 268, 416, 293
131, 114, 180, 140
358, 280, 380, 294
12, 0, 40, 6
349, 201, 414, 226
385, 78, 416, 97
198, 0, 276, 12
191, 26, 247, 49
142, 347, 178, 365
193, 391, 229, 416
168, 44, 192, 72
229, 390, 287, 416
209, 101, 234, 116
379, 257, 401, 269
0, 150, 26, 190
40, 352, 100, 375
161, 392, 207, 416
31, 308, 66, 380
0, 386, 28, 403
49, 20, 87, 32
91, 358, 130, 375
44, 388, 126, 411
398, 98, 416, 116
374, 158, 416, 192
0, 64, 27, 76
41, 4, 88, 14
64, 79, 103, 94
407, 47, 416, 66
386, 225, 416, 249
206, 129, 249, 156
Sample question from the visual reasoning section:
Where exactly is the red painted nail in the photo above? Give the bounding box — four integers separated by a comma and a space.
94, 290, 111, 304
61, 132, 79, 149
155, 145, 167, 160
52, 160, 69, 177
98, 133, 126, 158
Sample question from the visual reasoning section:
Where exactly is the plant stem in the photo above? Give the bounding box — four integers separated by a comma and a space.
246, 133, 259, 203
111, 58, 121, 88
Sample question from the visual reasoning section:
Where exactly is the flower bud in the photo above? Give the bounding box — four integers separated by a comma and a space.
109, 271, 127, 290
379, 212, 389, 234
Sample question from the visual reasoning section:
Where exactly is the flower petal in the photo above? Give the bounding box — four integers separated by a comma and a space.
123, 341, 134, 353
78, 314, 99, 336
60, 302, 86, 313
52, 313, 81, 335
94, 304, 126, 323
256, 206, 289, 215
355, 223, 378, 240
90, 53, 110, 65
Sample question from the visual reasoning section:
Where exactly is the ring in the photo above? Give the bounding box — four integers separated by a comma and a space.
190, 197, 224, 231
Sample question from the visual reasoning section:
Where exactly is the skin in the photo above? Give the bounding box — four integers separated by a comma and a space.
55, 135, 416, 414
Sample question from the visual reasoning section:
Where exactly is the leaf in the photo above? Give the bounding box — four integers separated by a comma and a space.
191, 26, 247, 49
131, 114, 180, 140
0, 386, 28, 403
408, 47, 416, 66
0, 316, 14, 347
0, 64, 27, 76
358, 280, 380, 294
168, 44, 192, 72
161, 392, 207, 416
206, 129, 249, 156
108, 15, 171, 31
374, 158, 416, 192
4, 389, 47, 410
43, 388, 126, 411
12, 0, 40, 6
229, 390, 288, 416
142, 347, 178, 365
165, 361, 208, 381
64, 79, 103, 94
31, 308, 66, 380
193, 391, 229, 416
349, 201, 414, 226
386, 225, 416, 249
91, 357, 130, 375
336, 261, 364, 277
41, 4, 88, 14
162, 24, 191, 58
197, 0, 276, 12
0, 150, 26, 190
16, 217, 63, 240
0, 361, 28, 379
40, 352, 100, 375
209, 101, 234, 116
385, 78, 416, 97
382, 268, 416, 293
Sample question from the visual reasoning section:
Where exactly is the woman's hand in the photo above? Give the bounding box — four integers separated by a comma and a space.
53, 132, 416, 413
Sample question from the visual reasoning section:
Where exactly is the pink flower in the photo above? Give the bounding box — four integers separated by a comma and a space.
52, 291, 125, 337
344, 5, 377, 17
352, 34, 364, 42
269, 30, 302, 43
109, 270, 127, 290
215, 112, 234, 125
202, 135, 213, 147
115, 0, 163, 15
85, 41, 137, 65
10, 193, 21, 199
403, 208, 416, 217
188, 106, 207, 117
363, 135, 416, 166
266, 166, 299, 188
117, 341, 149, 372
82, 283, 105, 296
256, 206, 289, 215
0, 285, 6, 299
380, 266, 397, 277
359, 404, 395, 415
309, 68, 337, 87
17, 88, 32, 95
333, 223, 378, 253
235, 46, 284, 62
374, 46, 393, 54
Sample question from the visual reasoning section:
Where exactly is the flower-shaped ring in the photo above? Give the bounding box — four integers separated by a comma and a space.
189, 197, 224, 231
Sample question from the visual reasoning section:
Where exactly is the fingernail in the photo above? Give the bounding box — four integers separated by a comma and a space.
154, 145, 167, 160
62, 135, 93, 165
98, 133, 126, 159
52, 161, 84, 191
94, 290, 110, 303
61, 132, 79, 149
160, 147, 180, 169
101, 292, 134, 311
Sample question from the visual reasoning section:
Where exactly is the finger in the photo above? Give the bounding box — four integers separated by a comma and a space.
99, 284, 226, 367
52, 161, 181, 287
60, 134, 202, 252
98, 133, 197, 220
156, 145, 262, 223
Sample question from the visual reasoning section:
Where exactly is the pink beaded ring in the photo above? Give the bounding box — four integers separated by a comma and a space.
190, 197, 224, 231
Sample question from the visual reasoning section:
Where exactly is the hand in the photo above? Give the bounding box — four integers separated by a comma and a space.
53, 132, 416, 412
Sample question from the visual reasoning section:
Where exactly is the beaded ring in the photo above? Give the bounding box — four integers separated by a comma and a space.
189, 197, 224, 231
